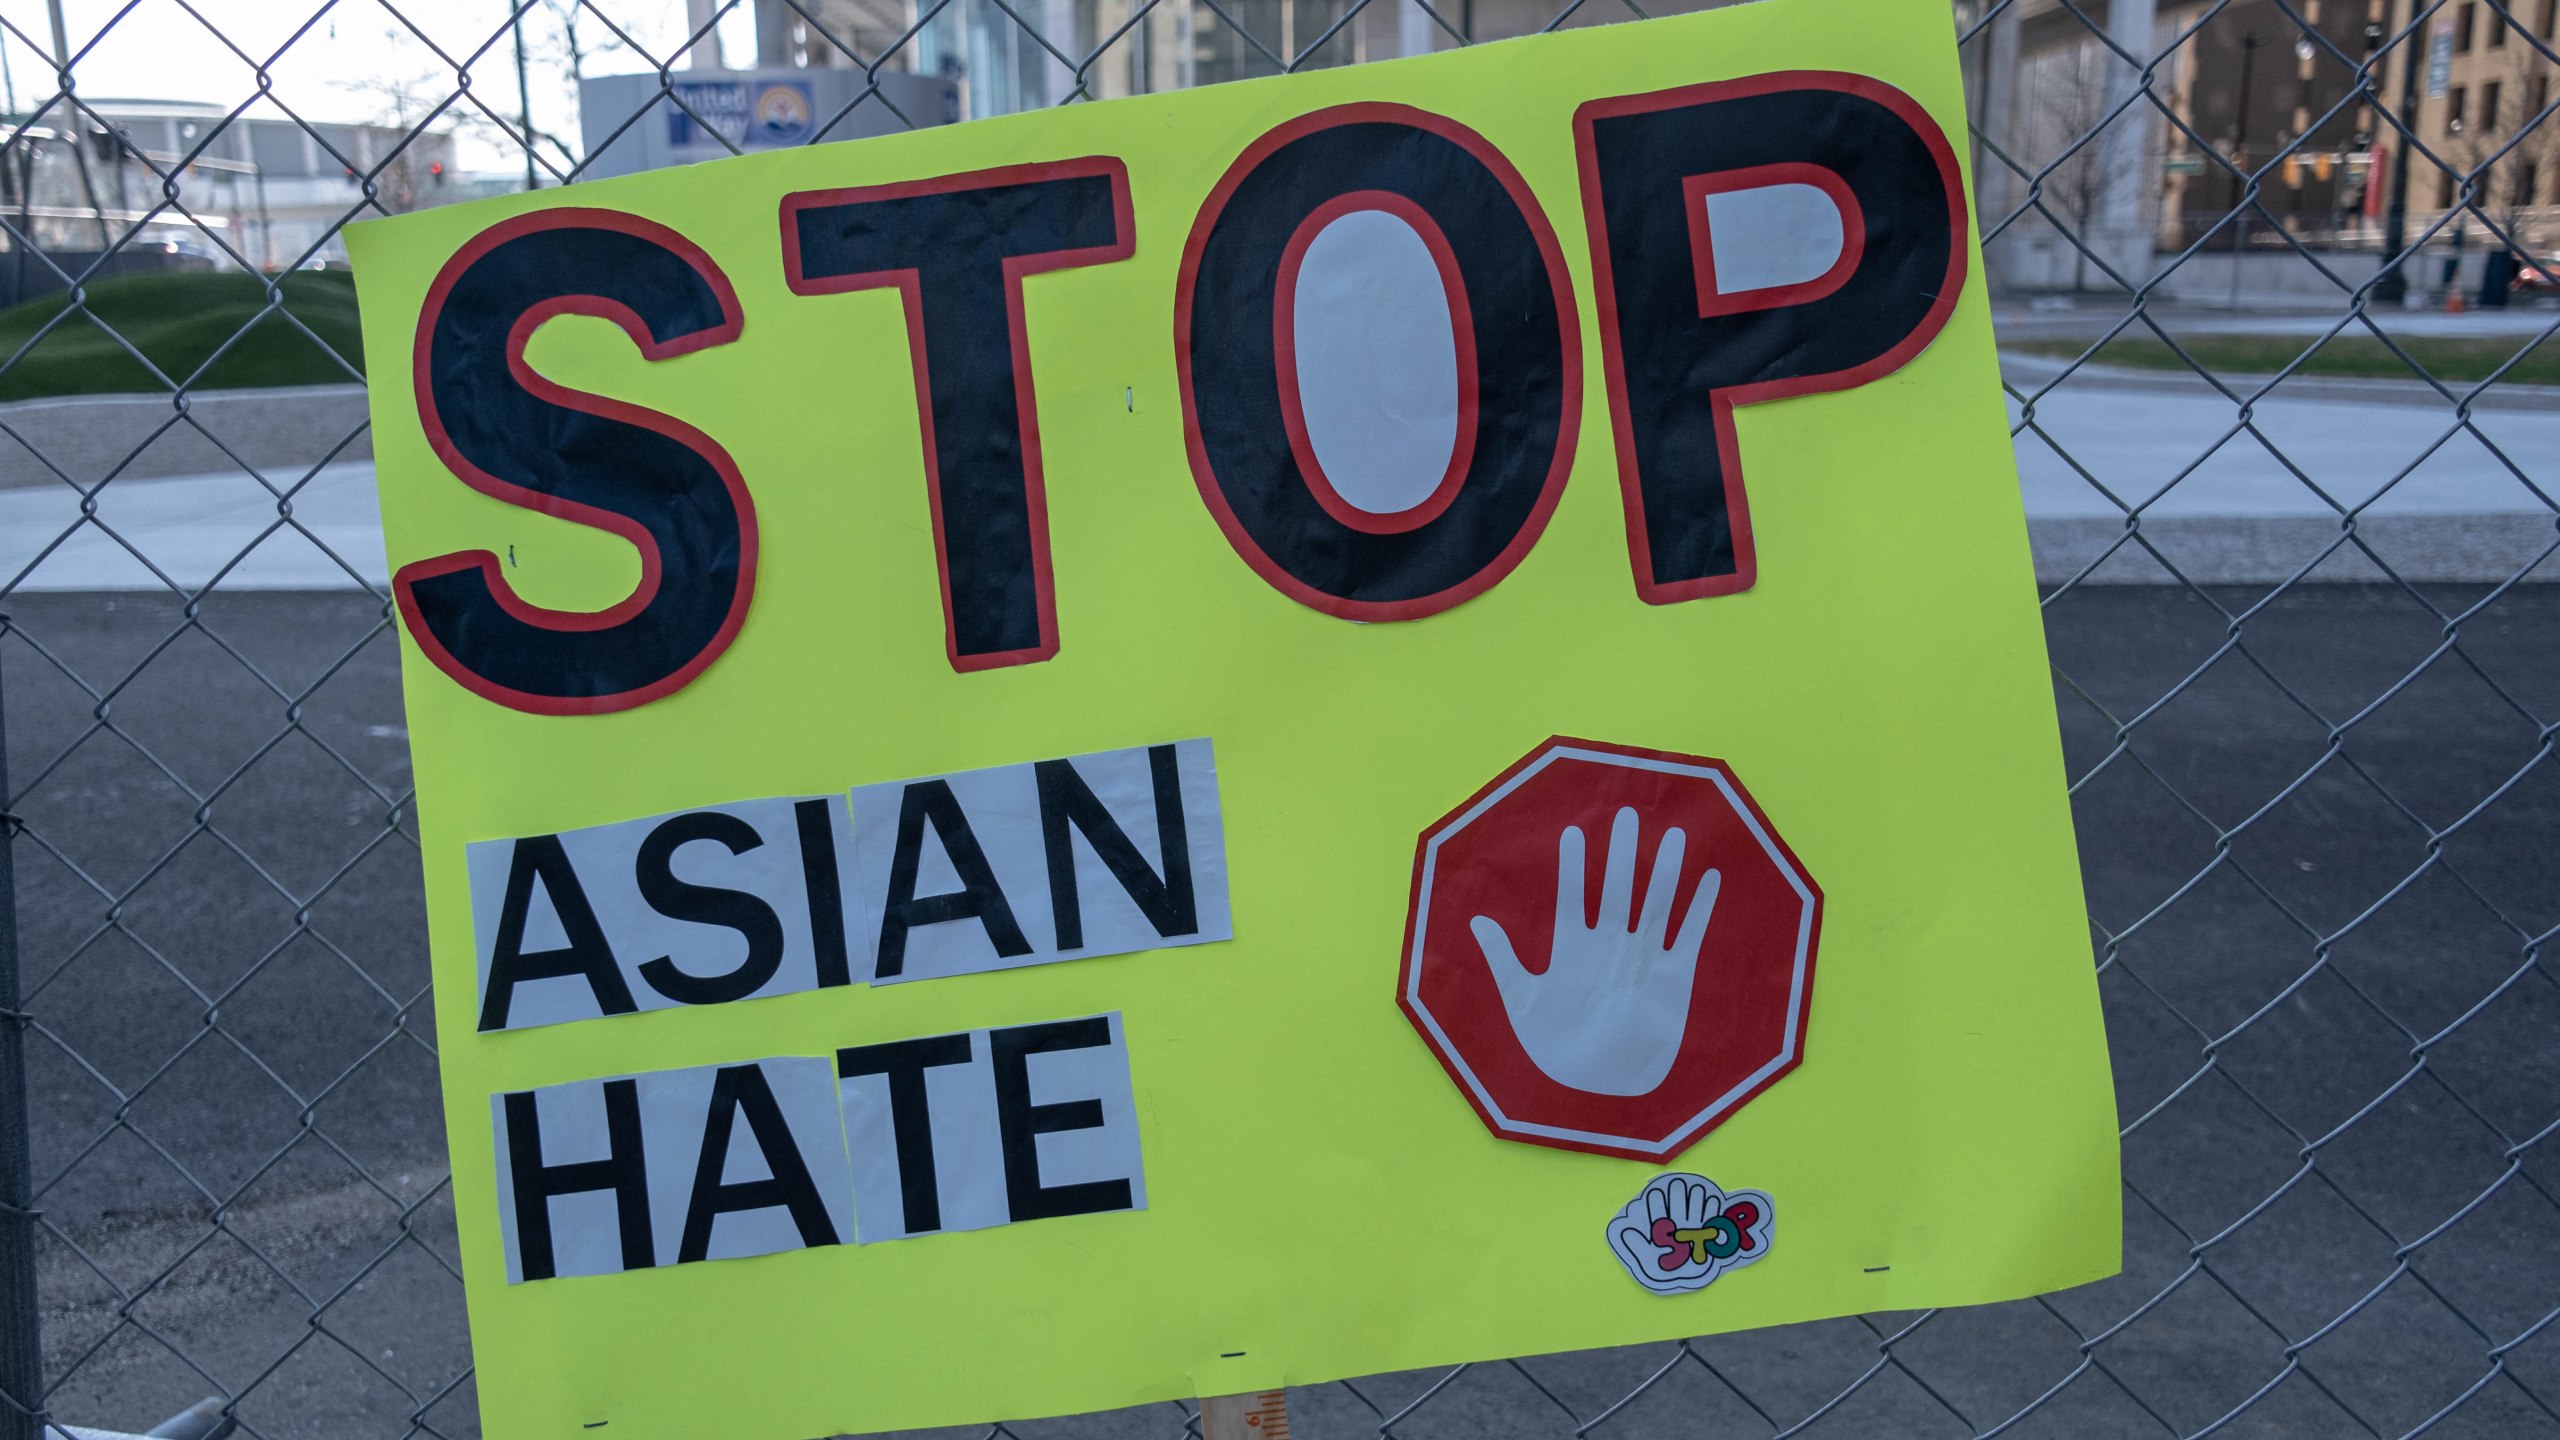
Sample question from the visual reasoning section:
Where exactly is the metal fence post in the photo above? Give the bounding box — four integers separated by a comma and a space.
0, 617, 42, 1440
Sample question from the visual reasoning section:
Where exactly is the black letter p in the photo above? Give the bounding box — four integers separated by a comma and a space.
1574, 74, 1966, 603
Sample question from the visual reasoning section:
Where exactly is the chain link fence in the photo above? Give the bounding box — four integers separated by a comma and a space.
2, 0, 2556, 1435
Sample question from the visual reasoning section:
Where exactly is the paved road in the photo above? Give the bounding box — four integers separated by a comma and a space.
7, 583, 2555, 1439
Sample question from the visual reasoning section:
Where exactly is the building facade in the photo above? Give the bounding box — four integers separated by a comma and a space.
1985, 0, 2559, 291
748, 0, 1734, 119
0, 100, 481, 285
2370, 0, 2560, 259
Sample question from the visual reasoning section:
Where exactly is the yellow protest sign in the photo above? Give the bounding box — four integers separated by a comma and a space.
346, 0, 2119, 1432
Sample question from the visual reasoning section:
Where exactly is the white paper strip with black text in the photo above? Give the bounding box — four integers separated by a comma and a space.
490, 1056, 854, 1283
848, 739, 1230, 985
466, 795, 857, 1032
837, 1012, 1145, 1243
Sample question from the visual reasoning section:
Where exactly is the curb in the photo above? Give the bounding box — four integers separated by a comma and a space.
0, 385, 372, 491
2031, 511, 2558, 586
1999, 352, 2560, 413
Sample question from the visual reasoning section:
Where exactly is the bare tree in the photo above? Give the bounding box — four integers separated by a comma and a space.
2023, 40, 2114, 291
541, 0, 632, 93
529, 0, 634, 171
332, 76, 451, 213
2443, 36, 2560, 254
329, 22, 517, 208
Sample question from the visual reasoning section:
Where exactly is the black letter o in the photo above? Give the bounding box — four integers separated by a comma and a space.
1176, 104, 1581, 621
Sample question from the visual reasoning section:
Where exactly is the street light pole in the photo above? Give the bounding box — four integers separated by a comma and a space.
45, 0, 112, 252
2375, 0, 2425, 302
2231, 30, 2258, 310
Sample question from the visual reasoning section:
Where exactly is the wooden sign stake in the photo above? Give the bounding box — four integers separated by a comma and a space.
1199, 1390, 1291, 1440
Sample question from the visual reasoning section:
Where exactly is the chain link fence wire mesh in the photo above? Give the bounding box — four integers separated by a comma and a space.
1, 0, 2557, 1435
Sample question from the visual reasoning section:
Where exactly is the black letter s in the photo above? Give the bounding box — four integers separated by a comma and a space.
397, 208, 757, 714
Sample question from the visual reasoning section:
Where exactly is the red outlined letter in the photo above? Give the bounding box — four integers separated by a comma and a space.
781, 159, 1133, 673
399, 208, 754, 716
1177, 103, 1580, 622
1575, 74, 1966, 603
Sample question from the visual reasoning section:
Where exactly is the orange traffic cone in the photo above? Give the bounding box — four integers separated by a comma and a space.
2446, 287, 2467, 314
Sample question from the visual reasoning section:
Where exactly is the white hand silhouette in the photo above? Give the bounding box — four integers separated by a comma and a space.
1607, 1172, 1719, 1287
1469, 807, 1720, 1096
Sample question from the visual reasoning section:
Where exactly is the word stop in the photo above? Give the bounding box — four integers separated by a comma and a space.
393, 76, 1963, 713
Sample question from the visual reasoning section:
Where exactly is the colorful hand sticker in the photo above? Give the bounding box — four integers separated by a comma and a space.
1607, 1172, 1774, 1295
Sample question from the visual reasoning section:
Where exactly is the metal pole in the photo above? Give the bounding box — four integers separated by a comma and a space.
2445, 204, 2464, 301
756, 0, 793, 68
46, 0, 113, 253
686, 0, 725, 68
513, 3, 538, 191
2095, 0, 2162, 289
1398, 0, 1435, 57
252, 160, 272, 273
11, 143, 30, 308
2231, 30, 2257, 310
1973, 0, 2024, 235
0, 619, 44, 1440
2375, 0, 2424, 301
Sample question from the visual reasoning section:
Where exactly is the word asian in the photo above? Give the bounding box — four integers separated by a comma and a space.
466, 739, 1227, 1031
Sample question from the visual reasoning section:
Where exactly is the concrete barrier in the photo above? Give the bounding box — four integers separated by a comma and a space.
0, 385, 371, 491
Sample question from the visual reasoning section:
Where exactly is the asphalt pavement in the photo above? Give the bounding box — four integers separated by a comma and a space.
7, 580, 2556, 1440
2, 305, 2552, 1440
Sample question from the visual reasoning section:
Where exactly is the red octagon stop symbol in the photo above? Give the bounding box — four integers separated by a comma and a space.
1398, 737, 1822, 1161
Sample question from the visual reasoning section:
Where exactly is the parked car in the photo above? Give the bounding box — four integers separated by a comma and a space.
2513, 254, 2560, 300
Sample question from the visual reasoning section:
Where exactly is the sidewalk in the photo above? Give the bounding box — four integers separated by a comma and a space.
2005, 356, 2557, 583
1, 373, 2552, 593
0, 461, 387, 591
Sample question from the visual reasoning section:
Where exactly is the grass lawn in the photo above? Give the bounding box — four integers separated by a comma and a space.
0, 269, 363, 402
2007, 330, 2560, 386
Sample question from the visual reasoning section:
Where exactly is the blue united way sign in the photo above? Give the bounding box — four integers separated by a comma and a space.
575, 69, 960, 181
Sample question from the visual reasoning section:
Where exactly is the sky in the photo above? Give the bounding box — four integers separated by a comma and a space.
2, 0, 764, 174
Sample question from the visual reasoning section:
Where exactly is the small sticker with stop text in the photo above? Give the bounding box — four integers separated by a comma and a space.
1606, 1172, 1773, 1295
